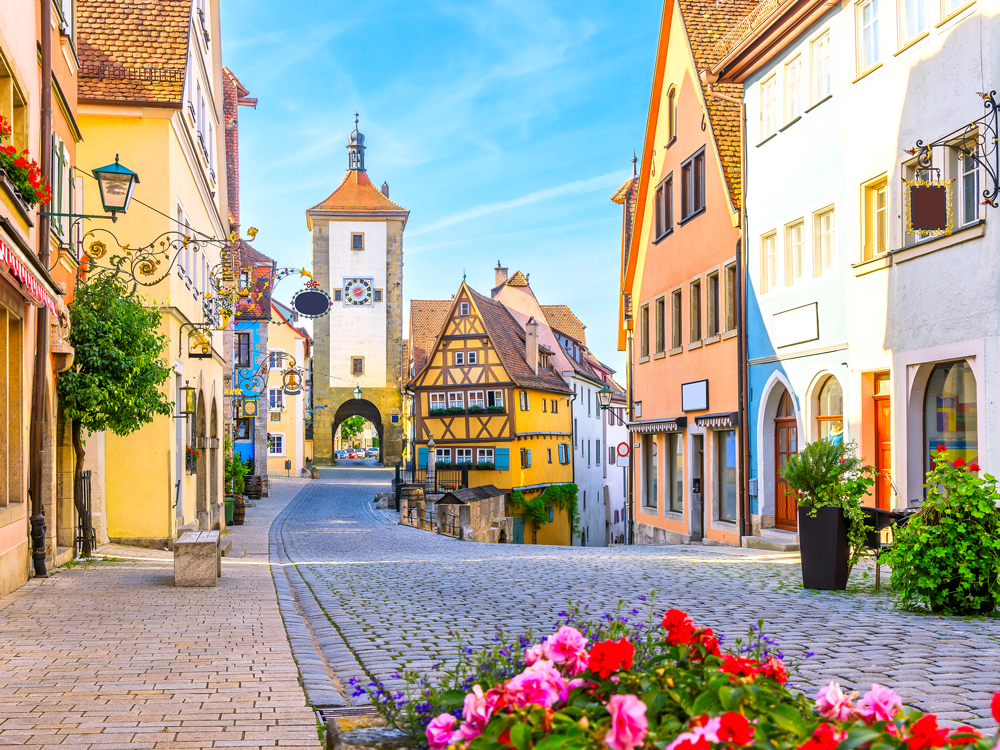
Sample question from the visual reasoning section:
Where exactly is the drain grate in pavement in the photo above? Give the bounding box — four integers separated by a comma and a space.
315, 705, 378, 723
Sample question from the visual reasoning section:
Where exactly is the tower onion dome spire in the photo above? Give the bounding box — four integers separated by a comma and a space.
348, 112, 366, 172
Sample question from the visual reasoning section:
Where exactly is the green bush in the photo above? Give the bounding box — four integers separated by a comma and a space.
781, 440, 876, 566
510, 484, 580, 536
883, 447, 1000, 614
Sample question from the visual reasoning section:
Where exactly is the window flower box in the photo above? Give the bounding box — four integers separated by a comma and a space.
475, 461, 495, 471
468, 405, 485, 414
486, 405, 505, 413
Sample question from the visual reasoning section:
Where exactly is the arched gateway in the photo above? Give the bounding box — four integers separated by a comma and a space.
306, 118, 409, 466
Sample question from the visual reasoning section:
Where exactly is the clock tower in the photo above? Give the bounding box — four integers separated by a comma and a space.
307, 118, 409, 465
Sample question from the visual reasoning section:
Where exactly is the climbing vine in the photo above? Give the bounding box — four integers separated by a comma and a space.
510, 483, 580, 537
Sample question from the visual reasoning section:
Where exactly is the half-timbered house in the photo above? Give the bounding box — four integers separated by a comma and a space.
408, 281, 574, 545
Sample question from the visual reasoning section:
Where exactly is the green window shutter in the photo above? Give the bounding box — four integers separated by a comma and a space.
418, 447, 427, 469
495, 448, 509, 470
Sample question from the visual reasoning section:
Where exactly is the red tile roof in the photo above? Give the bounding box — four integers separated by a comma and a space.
541, 305, 586, 347
307, 170, 409, 217
77, 0, 192, 104
409, 299, 452, 375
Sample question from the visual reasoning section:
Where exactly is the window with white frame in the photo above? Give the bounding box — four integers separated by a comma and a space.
812, 31, 831, 102
784, 220, 805, 286
459, 302, 470, 316
957, 146, 980, 227
761, 232, 777, 293
596, 439, 601, 465
858, 0, 881, 73
448, 392, 465, 409
942, 0, 969, 16
454, 351, 464, 366
487, 390, 504, 409
761, 75, 777, 140
468, 390, 485, 408
268, 434, 284, 455
435, 448, 451, 463
268, 351, 285, 369
268, 388, 284, 411
519, 390, 529, 410
901, 0, 928, 43
478, 448, 495, 465
785, 56, 803, 122
429, 393, 446, 411
455, 448, 473, 465
467, 350, 478, 365
813, 208, 835, 275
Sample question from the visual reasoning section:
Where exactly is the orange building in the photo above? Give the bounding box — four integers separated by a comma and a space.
618, 0, 751, 546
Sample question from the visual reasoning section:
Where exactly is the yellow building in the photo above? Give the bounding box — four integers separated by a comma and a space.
265, 300, 311, 476
408, 282, 574, 545
76, 0, 228, 545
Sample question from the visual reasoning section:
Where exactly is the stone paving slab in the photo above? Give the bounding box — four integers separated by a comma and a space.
0, 482, 322, 750
276, 466, 1000, 729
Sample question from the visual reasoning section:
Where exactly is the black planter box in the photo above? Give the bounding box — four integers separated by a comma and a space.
798, 505, 850, 590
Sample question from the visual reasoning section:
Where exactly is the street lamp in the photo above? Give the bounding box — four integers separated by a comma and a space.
177, 381, 196, 418
92, 154, 139, 221
353, 386, 363, 400
597, 386, 614, 411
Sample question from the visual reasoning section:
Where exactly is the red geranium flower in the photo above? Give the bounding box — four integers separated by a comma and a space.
970, 463, 981, 472
691, 627, 721, 661
936, 444, 946, 452
949, 726, 983, 747
991, 692, 1000, 723
720, 653, 759, 678
907, 714, 950, 750
587, 636, 634, 679
718, 712, 755, 745
662, 609, 696, 646
953, 458, 965, 468
798, 723, 847, 750
760, 654, 788, 683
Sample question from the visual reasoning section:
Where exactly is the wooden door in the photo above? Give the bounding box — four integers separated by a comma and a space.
513, 517, 525, 544
875, 395, 891, 510
774, 391, 798, 531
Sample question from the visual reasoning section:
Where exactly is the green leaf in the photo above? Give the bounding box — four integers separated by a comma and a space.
839, 727, 882, 750
766, 705, 806, 735
509, 723, 532, 750
719, 685, 744, 711
440, 689, 467, 707
692, 689, 720, 715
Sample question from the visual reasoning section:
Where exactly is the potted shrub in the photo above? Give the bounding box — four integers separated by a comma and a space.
223, 440, 247, 526
782, 440, 875, 590
882, 446, 1000, 614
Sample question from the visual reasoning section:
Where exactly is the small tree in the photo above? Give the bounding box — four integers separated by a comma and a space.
340, 415, 365, 441
57, 274, 173, 555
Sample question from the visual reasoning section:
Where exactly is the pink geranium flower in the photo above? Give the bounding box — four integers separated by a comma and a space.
506, 659, 567, 709
665, 716, 722, 750
542, 626, 590, 674
605, 694, 648, 750
857, 684, 903, 723
458, 685, 493, 741
524, 643, 545, 665
426, 713, 459, 750
816, 682, 856, 721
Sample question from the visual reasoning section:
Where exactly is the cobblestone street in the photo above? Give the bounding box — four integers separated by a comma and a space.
278, 467, 1000, 728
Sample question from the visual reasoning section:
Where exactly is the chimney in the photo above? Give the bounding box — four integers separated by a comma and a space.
525, 317, 539, 375
381, 181, 389, 197
495, 262, 508, 288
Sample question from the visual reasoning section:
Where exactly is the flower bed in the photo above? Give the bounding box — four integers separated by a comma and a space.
0, 115, 50, 207
353, 602, 995, 750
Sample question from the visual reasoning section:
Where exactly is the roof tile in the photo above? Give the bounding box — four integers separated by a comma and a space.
307, 170, 408, 215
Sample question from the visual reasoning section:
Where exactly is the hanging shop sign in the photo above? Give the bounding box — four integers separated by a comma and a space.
291, 279, 332, 318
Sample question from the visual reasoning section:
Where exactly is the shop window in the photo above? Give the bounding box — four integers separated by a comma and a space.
924, 360, 978, 477
816, 376, 844, 443
642, 434, 658, 510
716, 430, 738, 521
666, 433, 684, 513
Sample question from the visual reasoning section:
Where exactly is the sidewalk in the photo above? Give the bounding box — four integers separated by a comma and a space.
0, 480, 322, 750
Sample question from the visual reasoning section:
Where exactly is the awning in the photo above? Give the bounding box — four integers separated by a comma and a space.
695, 412, 740, 428
0, 237, 58, 315
628, 416, 687, 433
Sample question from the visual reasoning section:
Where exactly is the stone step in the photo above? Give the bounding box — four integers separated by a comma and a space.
742, 527, 799, 552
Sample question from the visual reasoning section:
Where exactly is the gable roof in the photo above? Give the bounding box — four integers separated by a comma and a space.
409, 299, 452, 375
77, 0, 192, 105
506, 270, 529, 287
540, 305, 586, 346
306, 170, 409, 227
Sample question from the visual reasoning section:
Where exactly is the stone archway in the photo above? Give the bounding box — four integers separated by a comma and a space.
332, 399, 384, 464
196, 391, 208, 530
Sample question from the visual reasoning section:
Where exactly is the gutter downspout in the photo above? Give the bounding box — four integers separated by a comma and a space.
626, 328, 634, 546
30, 0, 53, 576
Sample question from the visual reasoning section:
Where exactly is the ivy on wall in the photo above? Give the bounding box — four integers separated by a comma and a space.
510, 483, 580, 537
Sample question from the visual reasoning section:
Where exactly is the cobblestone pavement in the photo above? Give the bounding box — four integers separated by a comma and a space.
0, 481, 322, 750
274, 466, 1000, 728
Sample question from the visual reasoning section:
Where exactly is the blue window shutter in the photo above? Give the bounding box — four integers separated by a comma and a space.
418, 447, 427, 469
527, 449, 532, 468
495, 448, 509, 471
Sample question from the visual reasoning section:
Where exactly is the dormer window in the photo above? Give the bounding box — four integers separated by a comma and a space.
459, 302, 470, 316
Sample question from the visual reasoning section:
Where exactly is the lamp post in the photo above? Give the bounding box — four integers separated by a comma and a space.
596, 386, 613, 411
92, 154, 139, 221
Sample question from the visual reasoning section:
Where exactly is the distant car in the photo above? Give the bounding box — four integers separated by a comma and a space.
346, 450, 357, 459
366, 448, 379, 458
334, 450, 348, 460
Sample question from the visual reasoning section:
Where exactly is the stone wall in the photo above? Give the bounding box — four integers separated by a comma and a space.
633, 520, 690, 546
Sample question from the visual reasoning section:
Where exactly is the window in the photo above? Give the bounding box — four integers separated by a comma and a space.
665, 433, 684, 513
268, 351, 284, 369
681, 150, 706, 219
654, 175, 673, 239
468, 390, 485, 408
639, 304, 649, 359
455, 448, 474, 465
716, 430, 738, 521
478, 448, 494, 464
542, 398, 547, 413
448, 392, 465, 410
596, 439, 601, 465
268, 388, 284, 411
235, 417, 252, 440
761, 75, 777, 139
924, 360, 978, 478
548, 448, 553, 463
374, 289, 383, 302
352, 233, 364, 250
862, 178, 888, 261
902, 0, 928, 42
557, 444, 565, 464
761, 232, 777, 293
667, 85, 677, 142
785, 56, 803, 122
551, 399, 558, 414
816, 375, 844, 443
520, 448, 533, 468
689, 279, 702, 343
235, 332, 251, 368
958, 146, 980, 227
635, 401, 642, 418
858, 0, 881, 72
655, 297, 665, 354
812, 31, 831, 102
813, 208, 835, 276
642, 434, 658, 510
724, 264, 737, 332
519, 391, 529, 410
574, 419, 578, 448
707, 272, 720, 337
785, 220, 805, 285
671, 289, 682, 349
351, 357, 364, 375
435, 448, 452, 463
429, 393, 446, 411
942, 0, 970, 16
468, 350, 478, 365
268, 434, 284, 455
459, 302, 470, 316
454, 351, 465, 366
334, 289, 343, 301
487, 390, 504, 409
587, 440, 592, 467
587, 389, 592, 417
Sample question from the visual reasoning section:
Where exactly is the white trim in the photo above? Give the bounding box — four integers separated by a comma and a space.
268, 432, 286, 457
754, 370, 800, 521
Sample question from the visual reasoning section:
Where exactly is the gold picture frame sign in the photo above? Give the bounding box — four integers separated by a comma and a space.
903, 176, 955, 238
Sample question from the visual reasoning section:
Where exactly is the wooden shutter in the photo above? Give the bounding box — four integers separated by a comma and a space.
495, 448, 509, 471
418, 447, 427, 469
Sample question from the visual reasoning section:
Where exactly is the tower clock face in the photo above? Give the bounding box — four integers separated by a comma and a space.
343, 278, 373, 306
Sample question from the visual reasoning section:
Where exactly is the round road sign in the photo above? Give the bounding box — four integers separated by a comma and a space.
616, 442, 630, 458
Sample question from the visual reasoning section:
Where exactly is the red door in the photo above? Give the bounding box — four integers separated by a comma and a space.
774, 390, 798, 531
875, 395, 891, 510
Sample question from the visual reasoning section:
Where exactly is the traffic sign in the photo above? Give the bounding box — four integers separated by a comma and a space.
616, 442, 629, 457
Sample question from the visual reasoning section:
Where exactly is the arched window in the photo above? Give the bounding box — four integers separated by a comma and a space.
667, 86, 677, 142
816, 376, 843, 444
924, 360, 977, 474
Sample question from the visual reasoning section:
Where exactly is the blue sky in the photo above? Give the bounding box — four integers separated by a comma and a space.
219, 0, 662, 375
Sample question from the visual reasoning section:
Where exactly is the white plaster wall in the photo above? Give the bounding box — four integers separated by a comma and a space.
324, 219, 388, 388
572, 376, 608, 546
